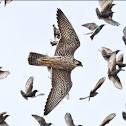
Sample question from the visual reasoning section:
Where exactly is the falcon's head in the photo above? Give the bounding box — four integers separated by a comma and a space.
73, 59, 83, 67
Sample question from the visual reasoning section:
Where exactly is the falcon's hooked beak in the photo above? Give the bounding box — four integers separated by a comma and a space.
77, 61, 83, 67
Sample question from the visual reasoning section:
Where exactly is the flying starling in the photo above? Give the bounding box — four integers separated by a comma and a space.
0, 112, 10, 126
53, 24, 60, 40
79, 77, 106, 101
28, 9, 83, 115
20, 76, 45, 100
65, 113, 82, 126
0, 67, 10, 79
32, 114, 52, 126
96, 0, 120, 26
100, 113, 116, 126
122, 27, 126, 45
108, 52, 124, 89
82, 23, 105, 40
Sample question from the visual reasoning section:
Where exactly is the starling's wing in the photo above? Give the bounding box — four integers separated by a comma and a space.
65, 113, 75, 126
122, 112, 126, 120
108, 75, 122, 89
32, 115, 46, 125
100, 113, 116, 126
99, 47, 112, 59
54, 9, 80, 58
99, 0, 106, 8
25, 76, 34, 93
81, 23, 98, 31
0, 112, 7, 116
44, 70, 72, 115
100, 0, 113, 12
117, 54, 123, 63
0, 71, 10, 79
103, 18, 120, 26
5, 0, 12, 6
122, 36, 126, 45
1, 122, 9, 126
92, 77, 106, 92
123, 27, 126, 35
108, 52, 116, 71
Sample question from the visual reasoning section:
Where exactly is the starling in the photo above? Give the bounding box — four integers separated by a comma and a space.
28, 9, 83, 115
32, 114, 52, 126
82, 23, 105, 40
122, 103, 126, 121
108, 52, 124, 89
50, 40, 58, 46
20, 76, 45, 100
53, 24, 60, 40
122, 27, 126, 45
0, 67, 10, 79
79, 77, 106, 101
4, 0, 12, 6
65, 113, 82, 126
96, 0, 120, 26
0, 112, 9, 126
100, 113, 116, 126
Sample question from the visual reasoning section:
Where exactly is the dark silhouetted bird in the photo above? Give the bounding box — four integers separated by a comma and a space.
32, 114, 52, 126
116, 54, 126, 69
65, 113, 82, 126
122, 103, 126, 121
79, 77, 106, 101
82, 23, 105, 40
28, 9, 83, 115
98, 47, 120, 62
122, 27, 126, 45
96, 0, 120, 26
20, 76, 45, 100
50, 40, 58, 46
4, 0, 12, 6
100, 113, 116, 126
0, 112, 9, 126
108, 52, 124, 89
0, 67, 10, 79
53, 24, 60, 40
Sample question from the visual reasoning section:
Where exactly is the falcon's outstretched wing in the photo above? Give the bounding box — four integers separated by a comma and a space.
55, 9, 80, 58
44, 70, 72, 115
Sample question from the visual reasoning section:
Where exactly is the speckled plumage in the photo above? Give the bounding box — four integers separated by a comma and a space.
28, 9, 82, 115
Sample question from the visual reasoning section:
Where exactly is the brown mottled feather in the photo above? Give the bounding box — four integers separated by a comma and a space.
44, 70, 72, 115
55, 9, 80, 58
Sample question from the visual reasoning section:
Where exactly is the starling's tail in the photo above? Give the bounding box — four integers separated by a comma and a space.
28, 52, 48, 66
20, 90, 27, 100
90, 35, 94, 40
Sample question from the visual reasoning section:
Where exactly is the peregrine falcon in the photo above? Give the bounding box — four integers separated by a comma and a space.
32, 114, 52, 126
0, 112, 10, 126
28, 9, 83, 115
100, 113, 116, 126
96, 0, 120, 26
79, 77, 106, 101
20, 76, 45, 100
82, 23, 105, 40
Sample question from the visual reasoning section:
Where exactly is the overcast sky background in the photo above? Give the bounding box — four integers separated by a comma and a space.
0, 1, 126, 126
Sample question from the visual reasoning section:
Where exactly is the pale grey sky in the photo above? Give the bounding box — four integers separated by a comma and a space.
0, 1, 126, 126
